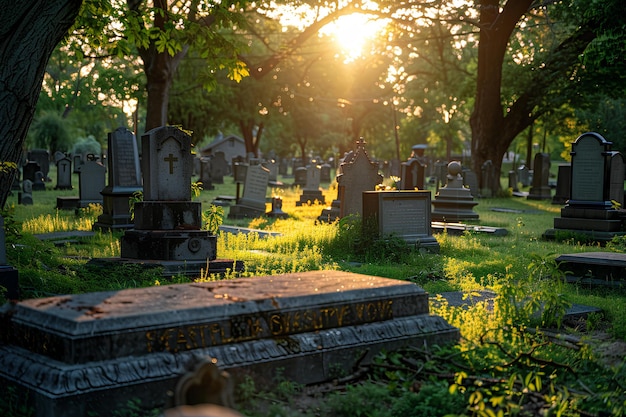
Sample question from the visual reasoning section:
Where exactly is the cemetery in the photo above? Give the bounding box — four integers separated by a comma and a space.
1, 132, 625, 417
2, 2, 626, 416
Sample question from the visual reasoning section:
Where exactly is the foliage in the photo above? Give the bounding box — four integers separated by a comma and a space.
202, 205, 224, 234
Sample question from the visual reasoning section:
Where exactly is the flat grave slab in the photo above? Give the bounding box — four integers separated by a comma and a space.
431, 221, 508, 236
0, 270, 458, 417
557, 252, 626, 286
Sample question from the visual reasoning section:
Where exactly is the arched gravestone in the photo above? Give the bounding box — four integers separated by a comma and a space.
544, 132, 625, 242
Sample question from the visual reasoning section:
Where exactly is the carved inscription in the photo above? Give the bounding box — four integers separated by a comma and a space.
145, 300, 394, 354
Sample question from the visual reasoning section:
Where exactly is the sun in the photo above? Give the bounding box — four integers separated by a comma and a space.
321, 13, 387, 60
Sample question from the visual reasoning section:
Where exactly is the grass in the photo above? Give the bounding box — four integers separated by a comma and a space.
3, 167, 626, 416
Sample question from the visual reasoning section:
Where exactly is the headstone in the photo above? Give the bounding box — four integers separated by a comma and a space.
389, 158, 402, 178
293, 166, 307, 187
0, 270, 458, 417
517, 165, 530, 187
73, 154, 83, 173
363, 190, 439, 252
508, 170, 518, 192
264, 159, 278, 182
20, 179, 33, 205
400, 158, 426, 190
113, 126, 238, 277
210, 152, 229, 184
21, 161, 40, 183
76, 155, 106, 207
480, 160, 494, 197
296, 165, 325, 206
199, 157, 215, 191
552, 164, 571, 205
337, 139, 383, 218
544, 132, 624, 242
320, 163, 331, 183
434, 160, 448, 191
32, 171, 46, 191
0, 215, 19, 300
432, 161, 479, 222
92, 128, 143, 231
53, 151, 66, 163
54, 157, 73, 190
228, 163, 270, 219
527, 153, 552, 200
278, 158, 288, 176
462, 169, 480, 198
27, 149, 50, 181
266, 196, 288, 219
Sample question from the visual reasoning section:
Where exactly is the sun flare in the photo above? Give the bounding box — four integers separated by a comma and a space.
321, 13, 387, 60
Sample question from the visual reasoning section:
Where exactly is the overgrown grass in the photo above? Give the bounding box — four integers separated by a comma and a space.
3, 170, 626, 416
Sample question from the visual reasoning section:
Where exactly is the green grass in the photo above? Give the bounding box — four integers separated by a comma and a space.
3, 167, 626, 417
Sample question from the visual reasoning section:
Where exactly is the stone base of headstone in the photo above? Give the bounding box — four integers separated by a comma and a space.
295, 190, 326, 206
527, 185, 552, 200
266, 197, 288, 219
432, 162, 479, 222
120, 230, 217, 261
56, 196, 80, 210
317, 199, 341, 223
0, 266, 19, 300
0, 270, 458, 417
543, 204, 626, 242
92, 187, 141, 231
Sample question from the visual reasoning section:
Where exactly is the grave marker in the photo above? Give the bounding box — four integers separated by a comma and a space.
228, 163, 270, 218
76, 155, 106, 207
527, 153, 552, 200
93, 128, 143, 231
54, 157, 73, 190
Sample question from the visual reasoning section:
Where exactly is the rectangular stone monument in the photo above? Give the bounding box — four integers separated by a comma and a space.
544, 132, 624, 242
551, 164, 571, 205
609, 152, 625, 207
363, 190, 439, 252
27, 149, 50, 181
210, 151, 229, 184
75, 156, 106, 207
22, 160, 40, 183
527, 153, 552, 200
337, 139, 383, 218
0, 270, 458, 417
228, 163, 270, 219
54, 157, 73, 190
296, 165, 325, 206
93, 128, 143, 231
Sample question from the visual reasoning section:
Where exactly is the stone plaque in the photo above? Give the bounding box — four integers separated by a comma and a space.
142, 126, 193, 201
570, 133, 610, 203
108, 127, 141, 189
238, 164, 269, 210
609, 152, 625, 206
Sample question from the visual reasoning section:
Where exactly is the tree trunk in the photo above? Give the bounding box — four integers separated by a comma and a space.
469, 0, 533, 193
0, 0, 81, 208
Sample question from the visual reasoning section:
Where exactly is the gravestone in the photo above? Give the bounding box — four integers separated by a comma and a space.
264, 159, 278, 183
434, 160, 448, 191
20, 180, 34, 205
93, 128, 143, 231
294, 166, 307, 187
0, 215, 19, 300
278, 158, 288, 176
544, 132, 625, 242
296, 165, 325, 206
22, 160, 40, 183
480, 160, 494, 197
0, 270, 458, 417
337, 139, 383, 218
199, 157, 215, 190
53, 151, 65, 163
109, 126, 237, 277
552, 164, 571, 205
320, 163, 331, 183
527, 153, 552, 200
54, 157, 73, 190
462, 169, 480, 198
517, 165, 530, 187
363, 190, 439, 252
76, 155, 106, 207
228, 163, 270, 219
27, 149, 50, 181
210, 151, 229, 184
400, 145, 427, 190
32, 171, 46, 191
318, 150, 357, 222
73, 154, 83, 173
432, 161, 479, 222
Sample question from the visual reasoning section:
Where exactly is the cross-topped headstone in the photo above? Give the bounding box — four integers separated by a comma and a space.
142, 126, 193, 201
